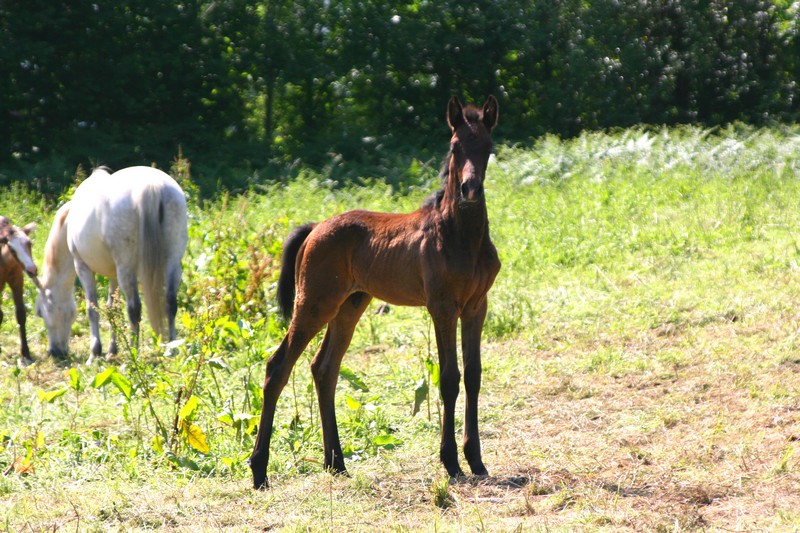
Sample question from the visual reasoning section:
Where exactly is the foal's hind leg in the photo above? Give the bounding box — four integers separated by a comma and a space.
311, 292, 372, 474
250, 304, 338, 489
10, 276, 32, 365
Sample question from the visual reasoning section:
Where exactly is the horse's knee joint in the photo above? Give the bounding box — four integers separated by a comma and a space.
439, 368, 461, 390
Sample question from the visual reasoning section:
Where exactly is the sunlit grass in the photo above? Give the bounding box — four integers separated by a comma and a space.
1, 124, 800, 530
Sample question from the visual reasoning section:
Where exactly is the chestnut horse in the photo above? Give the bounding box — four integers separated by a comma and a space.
0, 216, 39, 365
250, 96, 500, 488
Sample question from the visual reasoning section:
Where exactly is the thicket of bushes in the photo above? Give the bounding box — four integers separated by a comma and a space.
3, 1, 798, 194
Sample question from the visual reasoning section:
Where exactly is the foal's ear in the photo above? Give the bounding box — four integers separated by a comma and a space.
447, 96, 465, 131
22, 222, 36, 235
482, 95, 499, 132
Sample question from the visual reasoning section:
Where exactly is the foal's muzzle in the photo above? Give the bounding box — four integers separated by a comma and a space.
460, 180, 484, 204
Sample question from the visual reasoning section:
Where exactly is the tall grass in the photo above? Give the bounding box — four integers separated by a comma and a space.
1, 124, 800, 530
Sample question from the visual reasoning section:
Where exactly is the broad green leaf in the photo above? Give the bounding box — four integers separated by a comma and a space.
38, 387, 68, 403
92, 367, 115, 388
373, 434, 402, 448
425, 358, 440, 386
339, 366, 369, 392
181, 420, 210, 454
344, 395, 361, 411
151, 435, 164, 454
110, 371, 132, 400
67, 368, 81, 391
412, 378, 429, 416
180, 395, 199, 421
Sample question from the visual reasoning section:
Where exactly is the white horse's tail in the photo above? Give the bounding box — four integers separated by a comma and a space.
139, 184, 168, 339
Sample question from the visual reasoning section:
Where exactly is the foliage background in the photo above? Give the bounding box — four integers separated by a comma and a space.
3, 0, 800, 194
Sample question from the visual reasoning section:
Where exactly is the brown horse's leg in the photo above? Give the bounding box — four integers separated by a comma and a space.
429, 304, 465, 479
461, 298, 488, 476
311, 292, 372, 475
250, 308, 337, 489
11, 278, 32, 364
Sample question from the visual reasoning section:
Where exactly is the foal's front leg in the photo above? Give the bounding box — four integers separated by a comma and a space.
74, 259, 103, 361
311, 292, 372, 475
11, 278, 33, 365
429, 304, 464, 479
461, 298, 489, 476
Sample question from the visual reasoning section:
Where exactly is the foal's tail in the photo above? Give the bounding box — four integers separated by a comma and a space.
276, 223, 316, 319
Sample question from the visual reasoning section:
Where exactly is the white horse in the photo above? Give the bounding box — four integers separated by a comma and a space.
36, 166, 188, 361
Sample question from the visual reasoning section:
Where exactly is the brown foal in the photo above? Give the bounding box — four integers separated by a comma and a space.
250, 96, 500, 488
0, 216, 39, 364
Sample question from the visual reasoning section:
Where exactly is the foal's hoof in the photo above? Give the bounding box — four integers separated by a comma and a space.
326, 466, 350, 479
18, 356, 34, 368
447, 468, 467, 484
252, 473, 269, 490
471, 465, 489, 478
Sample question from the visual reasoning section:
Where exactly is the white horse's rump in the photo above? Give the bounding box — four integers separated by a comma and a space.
36, 166, 188, 360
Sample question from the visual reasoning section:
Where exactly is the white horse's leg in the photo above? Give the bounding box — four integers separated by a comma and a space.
74, 258, 102, 362
117, 269, 141, 353
107, 278, 118, 357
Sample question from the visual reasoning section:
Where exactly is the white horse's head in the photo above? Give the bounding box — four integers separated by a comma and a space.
35, 202, 77, 358
35, 286, 77, 358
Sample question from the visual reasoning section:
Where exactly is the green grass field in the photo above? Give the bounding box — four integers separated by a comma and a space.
1, 124, 800, 531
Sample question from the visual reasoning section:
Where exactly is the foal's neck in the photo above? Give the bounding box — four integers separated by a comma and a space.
440, 191, 490, 253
